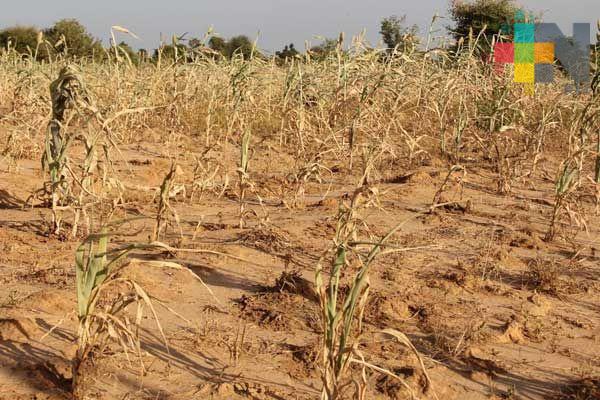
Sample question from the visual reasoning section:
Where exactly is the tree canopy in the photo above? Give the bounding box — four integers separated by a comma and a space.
0, 25, 40, 56
43, 19, 104, 59
449, 0, 519, 47
309, 38, 340, 60
276, 43, 299, 61
379, 15, 419, 53
207, 35, 257, 59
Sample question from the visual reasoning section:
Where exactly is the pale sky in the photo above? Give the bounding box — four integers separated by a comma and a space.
0, 1, 598, 53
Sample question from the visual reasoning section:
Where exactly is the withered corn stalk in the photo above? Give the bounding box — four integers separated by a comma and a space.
315, 185, 432, 399
40, 65, 119, 237
238, 130, 251, 228
43, 66, 92, 235
71, 224, 213, 398
153, 162, 183, 241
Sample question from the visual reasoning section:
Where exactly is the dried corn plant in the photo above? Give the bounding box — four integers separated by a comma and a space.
35, 65, 119, 237
431, 164, 467, 212
315, 182, 432, 399
67, 221, 223, 398
546, 159, 587, 242
72, 228, 168, 399
238, 130, 252, 228
286, 150, 333, 208
189, 152, 228, 202
491, 127, 530, 195
42, 66, 89, 234
153, 162, 183, 241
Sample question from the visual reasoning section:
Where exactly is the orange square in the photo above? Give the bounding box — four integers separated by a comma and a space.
535, 42, 554, 63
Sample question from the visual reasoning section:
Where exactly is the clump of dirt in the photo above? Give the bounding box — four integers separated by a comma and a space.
375, 364, 429, 400
236, 292, 319, 332
384, 170, 433, 185
237, 270, 321, 331
380, 263, 406, 282
197, 222, 228, 231
273, 270, 318, 302
238, 227, 293, 255
441, 269, 480, 291
433, 195, 473, 214
495, 318, 526, 344
364, 293, 412, 327
213, 381, 289, 400
468, 244, 524, 279
412, 300, 492, 358
523, 292, 551, 317
504, 307, 553, 343
21, 361, 72, 396
303, 217, 337, 240
315, 197, 338, 208
283, 342, 319, 378
507, 228, 546, 250
495, 247, 524, 269
465, 346, 510, 377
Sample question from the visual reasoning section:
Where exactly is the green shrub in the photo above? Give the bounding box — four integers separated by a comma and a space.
380, 15, 419, 54
309, 38, 340, 61
208, 35, 258, 60
43, 19, 104, 60
276, 43, 300, 61
0, 25, 41, 57
449, 0, 519, 48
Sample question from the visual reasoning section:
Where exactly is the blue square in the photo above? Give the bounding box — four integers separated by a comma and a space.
535, 64, 554, 83
515, 23, 535, 43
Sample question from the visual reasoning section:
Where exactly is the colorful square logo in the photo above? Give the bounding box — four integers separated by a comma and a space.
493, 17, 557, 92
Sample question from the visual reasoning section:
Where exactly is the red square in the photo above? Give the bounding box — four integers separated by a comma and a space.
494, 43, 514, 64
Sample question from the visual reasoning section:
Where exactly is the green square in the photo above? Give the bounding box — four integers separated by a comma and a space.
515, 43, 534, 63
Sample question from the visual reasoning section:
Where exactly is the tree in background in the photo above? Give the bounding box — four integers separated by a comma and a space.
208, 36, 227, 56
449, 0, 518, 48
0, 25, 40, 56
276, 43, 299, 61
138, 48, 148, 61
379, 15, 419, 53
309, 38, 339, 60
207, 35, 257, 59
226, 35, 255, 59
43, 19, 104, 59
153, 42, 189, 62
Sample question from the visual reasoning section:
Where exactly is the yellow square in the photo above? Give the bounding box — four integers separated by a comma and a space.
515, 63, 534, 83
534, 42, 554, 63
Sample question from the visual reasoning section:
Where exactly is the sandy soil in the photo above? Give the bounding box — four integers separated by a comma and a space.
1, 137, 599, 400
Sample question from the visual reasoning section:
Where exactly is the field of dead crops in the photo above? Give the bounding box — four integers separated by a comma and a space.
0, 41, 600, 399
